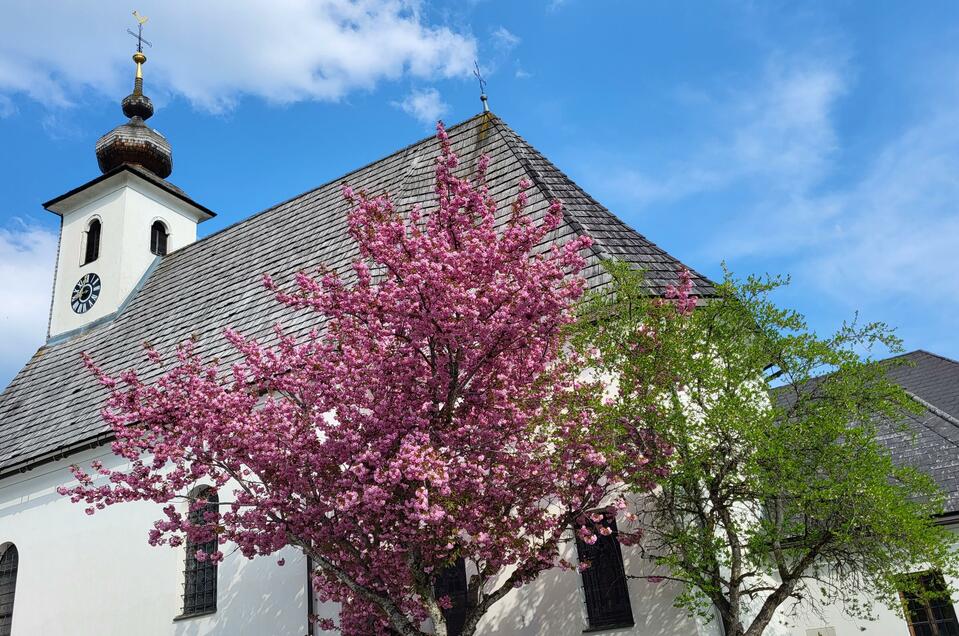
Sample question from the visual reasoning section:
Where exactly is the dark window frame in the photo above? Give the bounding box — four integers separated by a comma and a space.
150, 220, 169, 256
434, 557, 471, 636
0, 543, 18, 636
575, 515, 634, 632
83, 218, 101, 265
899, 570, 959, 636
177, 487, 218, 619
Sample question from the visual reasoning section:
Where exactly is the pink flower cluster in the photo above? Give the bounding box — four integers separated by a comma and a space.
665, 267, 697, 315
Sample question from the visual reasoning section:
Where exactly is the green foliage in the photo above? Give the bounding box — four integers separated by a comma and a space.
574, 262, 958, 636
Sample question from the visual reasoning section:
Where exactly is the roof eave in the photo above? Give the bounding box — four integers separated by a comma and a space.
43, 163, 216, 220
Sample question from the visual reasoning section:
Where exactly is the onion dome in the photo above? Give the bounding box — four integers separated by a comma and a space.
95, 51, 172, 178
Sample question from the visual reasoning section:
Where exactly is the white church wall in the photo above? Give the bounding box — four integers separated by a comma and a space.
2, 440, 954, 636
0, 447, 308, 636
474, 533, 720, 636
766, 524, 959, 636
0, 441, 719, 636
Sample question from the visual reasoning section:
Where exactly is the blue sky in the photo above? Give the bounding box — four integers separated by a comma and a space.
1, 1, 957, 389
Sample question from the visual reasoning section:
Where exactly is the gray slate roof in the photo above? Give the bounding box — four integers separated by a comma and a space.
0, 112, 713, 478
876, 350, 959, 514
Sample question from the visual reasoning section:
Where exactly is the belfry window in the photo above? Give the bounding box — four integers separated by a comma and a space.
0, 544, 18, 636
576, 516, 634, 631
150, 220, 168, 256
180, 487, 218, 617
83, 219, 101, 265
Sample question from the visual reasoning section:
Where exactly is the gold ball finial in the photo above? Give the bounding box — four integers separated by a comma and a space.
133, 51, 147, 65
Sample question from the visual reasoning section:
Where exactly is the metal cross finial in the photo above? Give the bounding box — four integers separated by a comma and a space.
473, 60, 490, 113
127, 11, 153, 53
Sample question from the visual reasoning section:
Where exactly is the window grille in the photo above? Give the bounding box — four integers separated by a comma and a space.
150, 221, 168, 256
83, 219, 101, 265
434, 557, 469, 636
575, 516, 634, 631
900, 571, 958, 636
0, 545, 18, 636
182, 488, 218, 617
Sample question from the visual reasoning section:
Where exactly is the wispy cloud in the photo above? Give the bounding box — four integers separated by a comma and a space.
0, 95, 16, 118
393, 87, 448, 126
491, 26, 521, 53
605, 58, 846, 208
799, 111, 959, 303
600, 49, 959, 315
0, 222, 57, 389
0, 1, 476, 113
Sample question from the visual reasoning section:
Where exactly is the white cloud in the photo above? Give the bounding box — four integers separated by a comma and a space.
0, 1, 476, 113
0, 95, 16, 118
491, 26, 520, 53
393, 87, 447, 125
801, 112, 959, 303
606, 59, 846, 209
0, 223, 57, 390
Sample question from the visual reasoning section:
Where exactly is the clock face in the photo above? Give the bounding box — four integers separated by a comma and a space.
71, 273, 101, 314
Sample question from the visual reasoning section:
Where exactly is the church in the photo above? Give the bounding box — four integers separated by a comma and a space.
0, 44, 956, 636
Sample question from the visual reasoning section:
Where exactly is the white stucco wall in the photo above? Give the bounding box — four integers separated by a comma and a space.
475, 538, 719, 636
767, 527, 959, 636
0, 444, 723, 636
2, 448, 955, 635
48, 173, 206, 339
0, 447, 307, 636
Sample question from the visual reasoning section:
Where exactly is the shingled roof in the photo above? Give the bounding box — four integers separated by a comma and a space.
0, 112, 713, 478
876, 350, 959, 515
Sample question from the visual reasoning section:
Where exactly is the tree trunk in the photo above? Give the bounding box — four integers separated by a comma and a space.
721, 612, 746, 636
743, 580, 797, 636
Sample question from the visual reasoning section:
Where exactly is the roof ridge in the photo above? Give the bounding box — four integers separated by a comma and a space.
912, 349, 959, 367
489, 116, 716, 294
487, 115, 609, 265
904, 389, 959, 433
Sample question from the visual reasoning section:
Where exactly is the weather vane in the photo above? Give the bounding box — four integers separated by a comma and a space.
473, 60, 489, 113
127, 11, 152, 53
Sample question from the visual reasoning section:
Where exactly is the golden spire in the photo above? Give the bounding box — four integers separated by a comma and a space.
133, 51, 146, 94
127, 11, 151, 96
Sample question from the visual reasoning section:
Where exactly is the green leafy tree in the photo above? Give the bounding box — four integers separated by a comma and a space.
576, 263, 957, 636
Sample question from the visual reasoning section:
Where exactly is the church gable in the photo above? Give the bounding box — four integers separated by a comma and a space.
0, 113, 712, 478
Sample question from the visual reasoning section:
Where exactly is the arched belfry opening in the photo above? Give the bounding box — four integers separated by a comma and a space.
82, 218, 101, 265
150, 220, 168, 256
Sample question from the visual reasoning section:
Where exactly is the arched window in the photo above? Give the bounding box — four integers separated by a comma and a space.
434, 557, 470, 636
0, 544, 18, 636
150, 221, 168, 256
181, 488, 218, 617
576, 516, 633, 631
83, 219, 101, 265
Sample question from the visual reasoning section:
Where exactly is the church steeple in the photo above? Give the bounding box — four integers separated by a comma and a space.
42, 12, 214, 341
94, 19, 172, 178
